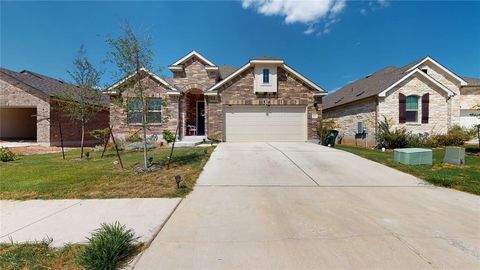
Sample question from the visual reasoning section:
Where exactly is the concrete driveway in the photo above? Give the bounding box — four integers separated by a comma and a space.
135, 143, 480, 269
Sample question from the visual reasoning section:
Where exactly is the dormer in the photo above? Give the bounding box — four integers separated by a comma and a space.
251, 58, 283, 93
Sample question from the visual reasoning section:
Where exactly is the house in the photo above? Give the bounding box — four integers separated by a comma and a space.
106, 51, 326, 142
323, 56, 480, 146
0, 68, 110, 146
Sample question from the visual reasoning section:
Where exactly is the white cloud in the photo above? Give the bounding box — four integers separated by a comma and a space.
361, 0, 389, 15
242, 0, 347, 35
377, 0, 389, 7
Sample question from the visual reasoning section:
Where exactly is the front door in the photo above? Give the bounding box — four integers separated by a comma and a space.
196, 101, 205, 135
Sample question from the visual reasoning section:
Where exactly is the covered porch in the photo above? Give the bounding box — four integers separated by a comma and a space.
182, 88, 206, 137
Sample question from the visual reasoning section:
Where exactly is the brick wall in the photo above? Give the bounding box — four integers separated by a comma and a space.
49, 99, 109, 146
0, 78, 50, 143
172, 57, 217, 91
109, 75, 179, 141
206, 66, 322, 140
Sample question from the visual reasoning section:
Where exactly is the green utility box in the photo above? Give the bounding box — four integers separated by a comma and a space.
393, 148, 432, 165
443, 146, 465, 165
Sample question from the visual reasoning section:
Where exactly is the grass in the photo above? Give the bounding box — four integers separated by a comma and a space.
0, 239, 143, 270
336, 144, 480, 195
0, 240, 81, 270
0, 146, 214, 200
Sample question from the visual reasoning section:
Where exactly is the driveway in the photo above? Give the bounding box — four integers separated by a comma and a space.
1, 198, 181, 247
135, 143, 480, 269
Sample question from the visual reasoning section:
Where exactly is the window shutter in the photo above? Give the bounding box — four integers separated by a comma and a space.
421, 93, 429, 124
399, 93, 406, 124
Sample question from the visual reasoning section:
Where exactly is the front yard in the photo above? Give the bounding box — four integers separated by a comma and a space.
336, 144, 480, 195
0, 146, 214, 200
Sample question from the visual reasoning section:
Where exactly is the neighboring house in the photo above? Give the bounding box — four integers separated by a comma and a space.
323, 57, 480, 146
0, 68, 110, 146
106, 51, 326, 142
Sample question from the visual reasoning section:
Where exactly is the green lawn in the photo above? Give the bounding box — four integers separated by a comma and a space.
0, 146, 214, 200
0, 241, 81, 270
336, 144, 480, 195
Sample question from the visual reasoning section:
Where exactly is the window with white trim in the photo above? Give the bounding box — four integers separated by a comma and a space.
127, 97, 142, 124
405, 95, 419, 122
127, 97, 162, 124
262, 69, 269, 84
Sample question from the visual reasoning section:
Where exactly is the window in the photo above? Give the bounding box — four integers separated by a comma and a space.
405, 95, 419, 122
127, 97, 142, 124
262, 68, 269, 84
147, 98, 162, 124
127, 97, 162, 124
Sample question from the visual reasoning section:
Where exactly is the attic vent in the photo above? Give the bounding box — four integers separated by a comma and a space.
356, 91, 365, 97
57, 80, 64, 84
365, 73, 373, 78
334, 97, 344, 104
21, 71, 43, 79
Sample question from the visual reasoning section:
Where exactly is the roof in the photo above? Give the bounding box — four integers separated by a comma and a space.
0, 67, 109, 107
218, 65, 237, 80
169, 50, 216, 68
463, 76, 480, 86
251, 56, 282, 61
208, 59, 326, 93
323, 57, 469, 110
106, 67, 178, 94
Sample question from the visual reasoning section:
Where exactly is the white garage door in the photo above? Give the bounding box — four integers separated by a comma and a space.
224, 105, 307, 142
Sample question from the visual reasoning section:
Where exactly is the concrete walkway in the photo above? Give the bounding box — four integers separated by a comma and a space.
0, 198, 181, 247
135, 142, 480, 269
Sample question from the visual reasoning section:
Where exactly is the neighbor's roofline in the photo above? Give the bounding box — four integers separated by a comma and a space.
378, 68, 456, 97
407, 56, 468, 86
207, 61, 326, 93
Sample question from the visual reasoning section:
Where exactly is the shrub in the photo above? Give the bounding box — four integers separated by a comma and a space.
376, 117, 410, 148
162, 129, 175, 144
0, 147, 17, 162
126, 129, 142, 143
90, 128, 110, 143
77, 222, 139, 270
316, 119, 337, 144
428, 125, 475, 147
207, 131, 222, 143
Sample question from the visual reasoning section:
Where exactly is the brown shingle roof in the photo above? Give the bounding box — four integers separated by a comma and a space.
0, 67, 109, 107
463, 76, 480, 86
218, 65, 237, 80
323, 58, 431, 110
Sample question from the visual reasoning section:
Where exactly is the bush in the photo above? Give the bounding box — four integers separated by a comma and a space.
316, 119, 337, 144
428, 125, 475, 147
376, 117, 410, 148
126, 129, 142, 143
77, 222, 139, 270
0, 147, 17, 162
162, 129, 175, 144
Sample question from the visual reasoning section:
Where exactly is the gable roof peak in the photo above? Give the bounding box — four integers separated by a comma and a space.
170, 50, 216, 67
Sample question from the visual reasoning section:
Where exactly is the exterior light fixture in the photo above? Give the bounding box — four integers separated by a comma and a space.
175, 175, 182, 189
314, 102, 318, 108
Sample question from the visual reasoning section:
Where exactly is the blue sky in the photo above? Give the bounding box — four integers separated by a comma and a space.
1, 1, 479, 92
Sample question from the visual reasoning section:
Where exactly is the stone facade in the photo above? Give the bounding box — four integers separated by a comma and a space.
207, 67, 322, 140
379, 74, 450, 134
323, 97, 377, 146
110, 75, 179, 140
0, 78, 50, 144
171, 57, 217, 91
323, 60, 471, 146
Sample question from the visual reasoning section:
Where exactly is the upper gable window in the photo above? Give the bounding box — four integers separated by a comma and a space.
263, 69, 270, 84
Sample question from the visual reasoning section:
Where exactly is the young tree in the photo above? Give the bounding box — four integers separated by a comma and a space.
57, 45, 103, 158
106, 23, 154, 168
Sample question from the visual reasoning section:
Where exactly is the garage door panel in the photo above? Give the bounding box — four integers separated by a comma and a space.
225, 105, 307, 142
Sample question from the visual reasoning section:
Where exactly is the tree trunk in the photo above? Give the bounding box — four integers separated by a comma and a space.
80, 119, 85, 159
